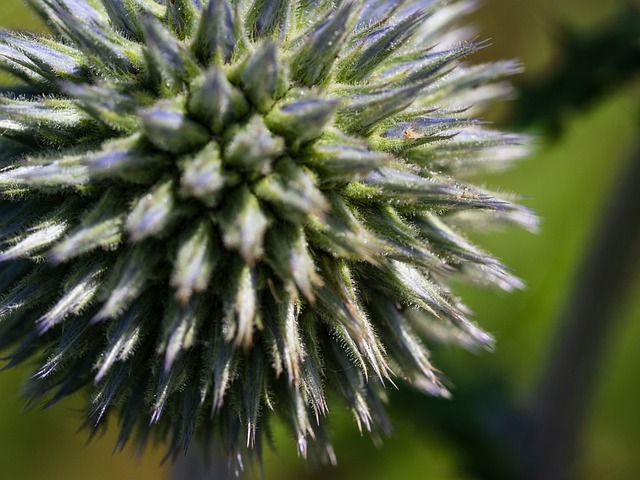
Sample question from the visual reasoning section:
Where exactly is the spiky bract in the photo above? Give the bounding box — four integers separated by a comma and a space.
0, 0, 535, 468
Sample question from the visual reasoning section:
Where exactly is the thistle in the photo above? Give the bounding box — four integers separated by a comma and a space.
0, 0, 535, 469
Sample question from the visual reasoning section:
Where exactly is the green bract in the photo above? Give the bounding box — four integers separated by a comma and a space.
0, 0, 535, 469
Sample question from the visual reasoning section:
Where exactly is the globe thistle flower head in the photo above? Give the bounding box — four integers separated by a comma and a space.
0, 0, 536, 469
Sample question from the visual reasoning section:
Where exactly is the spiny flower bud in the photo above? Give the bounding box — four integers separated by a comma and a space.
0, 0, 536, 470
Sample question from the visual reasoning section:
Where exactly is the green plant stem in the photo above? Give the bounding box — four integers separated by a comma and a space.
172, 444, 240, 480
528, 146, 640, 480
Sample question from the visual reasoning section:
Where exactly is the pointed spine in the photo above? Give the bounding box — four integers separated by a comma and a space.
192, 0, 236, 64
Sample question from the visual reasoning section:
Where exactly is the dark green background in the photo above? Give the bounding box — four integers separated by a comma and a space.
1, 1, 638, 479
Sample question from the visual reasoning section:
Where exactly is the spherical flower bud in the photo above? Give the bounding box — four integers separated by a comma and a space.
0, 0, 536, 470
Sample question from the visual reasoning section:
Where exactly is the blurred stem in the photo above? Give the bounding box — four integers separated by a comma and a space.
528, 146, 640, 480
172, 443, 240, 480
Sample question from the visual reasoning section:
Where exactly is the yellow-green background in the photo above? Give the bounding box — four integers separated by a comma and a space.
1, 1, 638, 479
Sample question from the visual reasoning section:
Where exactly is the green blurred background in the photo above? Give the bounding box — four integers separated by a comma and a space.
1, 1, 638, 479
